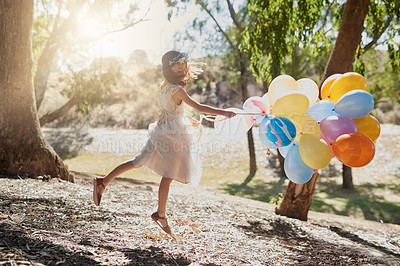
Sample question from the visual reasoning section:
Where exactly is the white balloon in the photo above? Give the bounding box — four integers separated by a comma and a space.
243, 96, 269, 116
296, 78, 319, 107
268, 75, 297, 107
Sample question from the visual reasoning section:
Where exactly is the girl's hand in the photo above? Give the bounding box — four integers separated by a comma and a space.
223, 111, 237, 119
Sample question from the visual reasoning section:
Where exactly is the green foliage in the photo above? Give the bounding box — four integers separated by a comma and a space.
166, 0, 252, 94
364, 50, 400, 104
59, 59, 122, 116
364, 0, 400, 72
241, 0, 330, 83
387, 43, 400, 73
353, 46, 366, 76
361, 0, 400, 103
242, 0, 399, 106
269, 192, 284, 206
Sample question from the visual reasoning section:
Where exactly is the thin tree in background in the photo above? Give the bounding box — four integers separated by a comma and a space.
167, 0, 258, 184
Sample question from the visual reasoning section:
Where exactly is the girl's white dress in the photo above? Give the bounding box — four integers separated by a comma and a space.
131, 82, 202, 186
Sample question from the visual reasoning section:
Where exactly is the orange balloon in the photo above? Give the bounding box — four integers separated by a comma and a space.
351, 115, 381, 142
332, 132, 375, 167
328, 72, 368, 103
321, 74, 341, 100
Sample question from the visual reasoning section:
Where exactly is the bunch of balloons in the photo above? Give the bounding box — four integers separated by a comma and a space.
214, 73, 380, 185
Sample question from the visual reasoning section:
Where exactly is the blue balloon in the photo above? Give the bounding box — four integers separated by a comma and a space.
266, 117, 296, 147
259, 116, 278, 149
307, 100, 337, 123
335, 90, 374, 119
278, 140, 298, 158
284, 144, 314, 184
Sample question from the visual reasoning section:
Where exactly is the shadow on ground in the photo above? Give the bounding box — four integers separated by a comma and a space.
0, 222, 99, 265
221, 177, 287, 204
236, 218, 399, 264
0, 193, 191, 265
222, 177, 400, 224
312, 179, 400, 224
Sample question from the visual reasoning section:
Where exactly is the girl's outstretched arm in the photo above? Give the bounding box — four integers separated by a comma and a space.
173, 88, 236, 118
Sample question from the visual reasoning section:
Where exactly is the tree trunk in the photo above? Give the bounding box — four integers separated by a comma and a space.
0, 0, 73, 182
276, 0, 370, 221
277, 150, 286, 177
242, 128, 257, 185
34, 39, 60, 110
321, 0, 370, 79
239, 56, 257, 185
342, 165, 354, 189
34, 1, 84, 110
276, 172, 319, 221
321, 0, 369, 189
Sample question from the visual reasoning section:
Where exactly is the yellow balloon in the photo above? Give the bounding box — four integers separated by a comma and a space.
321, 74, 342, 100
328, 72, 368, 103
299, 134, 331, 169
351, 115, 381, 142
272, 92, 309, 117
268, 75, 298, 106
290, 114, 321, 142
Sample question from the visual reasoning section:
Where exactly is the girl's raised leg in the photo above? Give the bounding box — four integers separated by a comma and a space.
93, 160, 137, 206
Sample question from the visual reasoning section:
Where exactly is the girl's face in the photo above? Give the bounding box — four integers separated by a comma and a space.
170, 62, 188, 82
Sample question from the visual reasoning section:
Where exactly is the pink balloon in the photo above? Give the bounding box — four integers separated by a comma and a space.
320, 131, 335, 158
320, 115, 358, 143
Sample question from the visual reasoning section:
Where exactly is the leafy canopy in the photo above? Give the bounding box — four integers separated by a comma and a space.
241, 0, 328, 83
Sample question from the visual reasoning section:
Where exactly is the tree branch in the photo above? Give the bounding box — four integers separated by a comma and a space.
51, 0, 63, 35
39, 94, 77, 126
198, 1, 240, 58
226, 0, 244, 32
363, 17, 392, 52
60, 4, 151, 47
299, 59, 310, 75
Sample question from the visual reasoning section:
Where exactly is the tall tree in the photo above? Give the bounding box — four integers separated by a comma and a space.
276, 0, 370, 220
242, 0, 399, 220
243, 0, 400, 190
167, 0, 258, 183
0, 0, 72, 181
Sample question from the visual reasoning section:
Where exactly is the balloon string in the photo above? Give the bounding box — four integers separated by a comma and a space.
195, 112, 265, 142
199, 112, 265, 123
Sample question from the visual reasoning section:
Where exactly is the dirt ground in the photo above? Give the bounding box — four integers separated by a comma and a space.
0, 172, 399, 265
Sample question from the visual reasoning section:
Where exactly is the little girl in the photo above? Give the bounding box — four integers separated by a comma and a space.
93, 50, 236, 235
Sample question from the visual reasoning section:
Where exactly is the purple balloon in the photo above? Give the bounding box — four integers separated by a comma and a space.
320, 115, 358, 142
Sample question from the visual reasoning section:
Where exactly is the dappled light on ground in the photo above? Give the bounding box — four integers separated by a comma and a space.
1, 175, 399, 264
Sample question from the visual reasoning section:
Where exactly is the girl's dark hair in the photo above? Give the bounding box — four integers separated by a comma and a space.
162, 50, 186, 85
